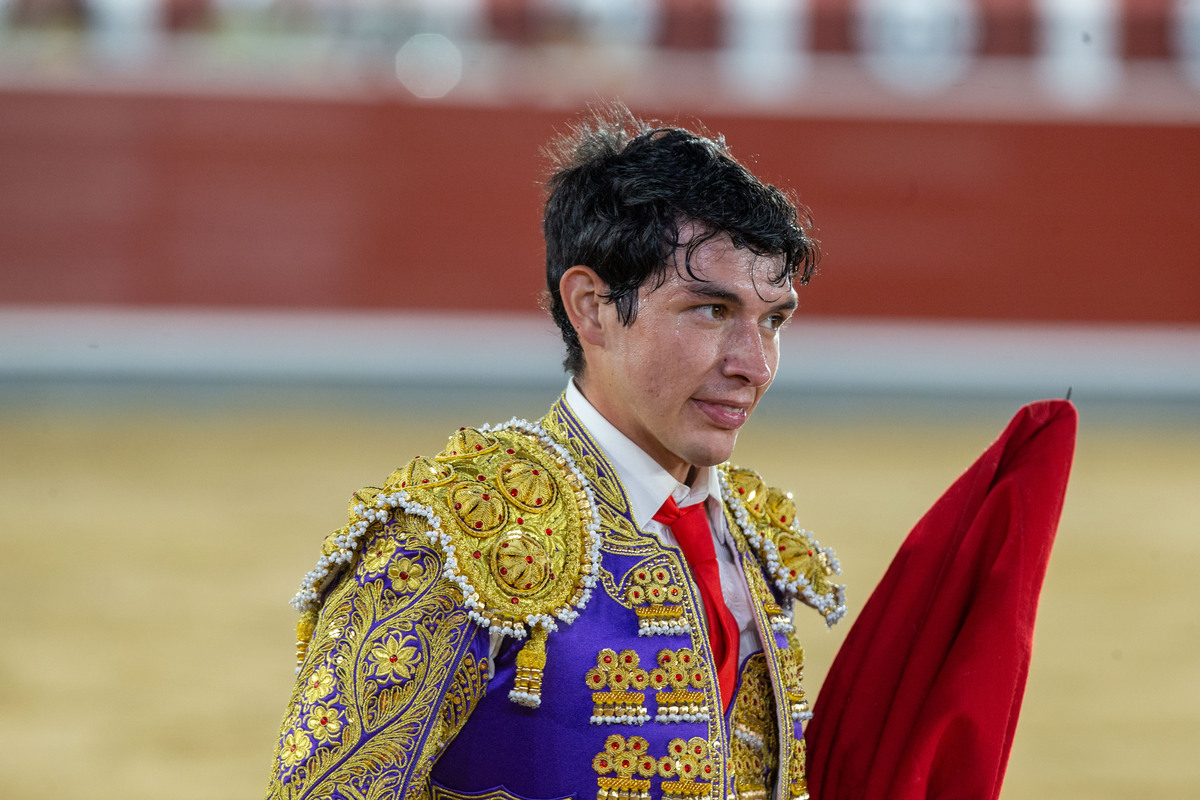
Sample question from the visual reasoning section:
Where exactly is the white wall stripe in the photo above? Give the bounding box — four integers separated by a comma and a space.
3, 306, 1197, 400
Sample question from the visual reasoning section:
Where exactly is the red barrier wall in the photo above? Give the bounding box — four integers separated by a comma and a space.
1, 91, 1197, 323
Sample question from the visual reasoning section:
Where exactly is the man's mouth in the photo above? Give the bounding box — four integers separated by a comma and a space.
693, 398, 751, 428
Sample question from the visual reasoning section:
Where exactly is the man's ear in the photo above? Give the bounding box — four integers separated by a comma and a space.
559, 265, 607, 348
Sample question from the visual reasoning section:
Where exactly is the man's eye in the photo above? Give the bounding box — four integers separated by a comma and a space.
764, 313, 790, 331
701, 304, 726, 319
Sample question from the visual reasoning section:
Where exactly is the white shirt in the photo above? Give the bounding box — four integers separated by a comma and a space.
564, 381, 762, 663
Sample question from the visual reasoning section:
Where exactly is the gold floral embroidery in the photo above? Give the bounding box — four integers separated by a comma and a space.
359, 536, 397, 575
305, 705, 342, 745
625, 564, 689, 636
279, 730, 312, 769
592, 734, 654, 800
369, 635, 421, 681
649, 649, 711, 724
389, 557, 427, 594
658, 736, 716, 797
269, 502, 482, 799
585, 648, 650, 725
302, 666, 335, 703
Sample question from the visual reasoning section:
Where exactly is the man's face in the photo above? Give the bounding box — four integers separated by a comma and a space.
579, 233, 797, 482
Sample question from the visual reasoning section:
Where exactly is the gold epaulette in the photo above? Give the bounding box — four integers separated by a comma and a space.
289, 418, 603, 707
720, 466, 846, 627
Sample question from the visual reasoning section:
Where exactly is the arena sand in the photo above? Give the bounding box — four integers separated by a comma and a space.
1, 389, 1196, 798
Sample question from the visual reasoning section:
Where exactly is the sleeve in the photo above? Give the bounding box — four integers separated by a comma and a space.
264, 506, 490, 800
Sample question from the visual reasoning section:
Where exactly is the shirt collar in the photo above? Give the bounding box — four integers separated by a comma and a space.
564, 381, 722, 531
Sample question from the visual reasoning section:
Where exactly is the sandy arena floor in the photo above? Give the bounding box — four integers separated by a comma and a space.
1, 387, 1196, 798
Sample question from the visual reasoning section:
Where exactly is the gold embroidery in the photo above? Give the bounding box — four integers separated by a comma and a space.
586, 648, 651, 724
266, 513, 482, 800
592, 735, 655, 800
359, 536, 398, 575
490, 530, 552, 595
728, 654, 779, 800
727, 471, 768, 518
431, 649, 488, 758
436, 428, 500, 461
649, 649, 711, 723
448, 481, 509, 535
722, 465, 845, 624
626, 564, 690, 637
295, 609, 318, 667
511, 626, 548, 705
430, 785, 562, 800
389, 556, 428, 594
659, 737, 716, 798
418, 428, 595, 637
496, 457, 558, 512
540, 405, 646, 551
777, 646, 811, 723
387, 456, 456, 490
788, 737, 810, 800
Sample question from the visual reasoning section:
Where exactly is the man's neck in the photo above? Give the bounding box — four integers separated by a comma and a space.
570, 377, 693, 483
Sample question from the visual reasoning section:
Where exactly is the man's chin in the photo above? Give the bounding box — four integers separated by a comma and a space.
682, 436, 740, 470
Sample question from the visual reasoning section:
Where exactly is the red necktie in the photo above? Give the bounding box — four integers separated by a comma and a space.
654, 495, 739, 712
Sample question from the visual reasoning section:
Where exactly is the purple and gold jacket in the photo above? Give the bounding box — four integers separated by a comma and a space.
265, 397, 845, 800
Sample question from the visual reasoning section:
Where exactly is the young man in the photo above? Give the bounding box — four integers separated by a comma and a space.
265, 107, 845, 800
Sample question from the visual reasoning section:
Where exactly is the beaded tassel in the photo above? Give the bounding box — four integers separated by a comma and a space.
509, 626, 548, 707
295, 608, 319, 671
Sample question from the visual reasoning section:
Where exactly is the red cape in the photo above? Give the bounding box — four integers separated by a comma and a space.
806, 400, 1077, 800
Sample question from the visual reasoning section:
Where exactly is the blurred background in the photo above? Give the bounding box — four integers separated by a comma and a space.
1, 1, 1198, 798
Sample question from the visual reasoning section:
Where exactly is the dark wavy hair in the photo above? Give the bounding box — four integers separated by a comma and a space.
543, 104, 819, 376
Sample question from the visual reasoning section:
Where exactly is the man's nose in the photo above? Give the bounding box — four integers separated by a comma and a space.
723, 322, 774, 386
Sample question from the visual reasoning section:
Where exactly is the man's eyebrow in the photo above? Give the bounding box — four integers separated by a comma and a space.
686, 283, 798, 312
686, 284, 742, 304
